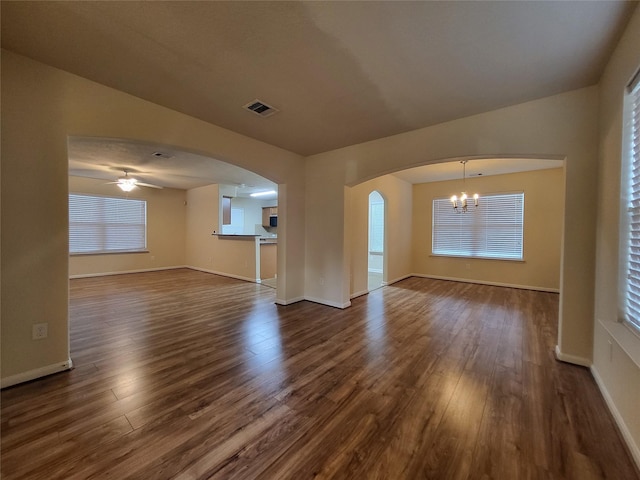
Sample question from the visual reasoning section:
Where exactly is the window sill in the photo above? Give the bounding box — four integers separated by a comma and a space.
429, 254, 525, 263
599, 319, 640, 369
70, 250, 149, 257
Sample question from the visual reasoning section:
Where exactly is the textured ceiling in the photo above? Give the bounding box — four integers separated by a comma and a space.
67, 136, 276, 195
2, 1, 636, 156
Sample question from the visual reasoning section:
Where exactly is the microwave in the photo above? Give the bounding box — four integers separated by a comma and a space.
269, 215, 277, 227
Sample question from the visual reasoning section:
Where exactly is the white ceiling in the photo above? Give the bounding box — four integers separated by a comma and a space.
392, 158, 565, 185
68, 136, 277, 197
2, 1, 636, 157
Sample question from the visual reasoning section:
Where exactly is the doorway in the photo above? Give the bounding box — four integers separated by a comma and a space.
368, 190, 385, 291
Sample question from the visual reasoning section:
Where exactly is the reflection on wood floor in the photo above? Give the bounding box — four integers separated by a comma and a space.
2, 269, 638, 479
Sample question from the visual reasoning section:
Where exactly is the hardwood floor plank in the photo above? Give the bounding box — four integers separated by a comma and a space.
1, 270, 638, 479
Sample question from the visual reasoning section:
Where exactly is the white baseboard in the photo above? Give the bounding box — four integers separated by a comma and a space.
304, 296, 351, 309
70, 265, 186, 279
383, 274, 413, 286
1, 358, 73, 389
412, 273, 560, 293
275, 296, 305, 306
186, 266, 258, 283
591, 365, 640, 470
554, 345, 592, 367
350, 289, 369, 299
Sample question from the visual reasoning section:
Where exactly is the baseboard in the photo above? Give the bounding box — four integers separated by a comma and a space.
350, 289, 369, 299
186, 266, 258, 283
304, 296, 351, 309
383, 274, 413, 286
275, 296, 305, 306
1, 358, 73, 389
70, 266, 186, 279
412, 273, 560, 293
591, 366, 640, 470
554, 345, 592, 367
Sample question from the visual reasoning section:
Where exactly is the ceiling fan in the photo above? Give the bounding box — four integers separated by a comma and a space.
109, 170, 163, 192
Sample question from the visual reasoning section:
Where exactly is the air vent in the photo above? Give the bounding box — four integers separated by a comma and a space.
243, 99, 279, 118
151, 151, 172, 159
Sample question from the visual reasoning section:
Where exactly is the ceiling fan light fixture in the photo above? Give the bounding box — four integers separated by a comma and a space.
118, 177, 138, 192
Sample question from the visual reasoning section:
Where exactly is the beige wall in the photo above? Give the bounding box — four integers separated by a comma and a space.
69, 176, 186, 277
185, 184, 259, 282
593, 6, 640, 465
348, 174, 413, 297
412, 168, 564, 291
305, 86, 598, 363
1, 50, 304, 384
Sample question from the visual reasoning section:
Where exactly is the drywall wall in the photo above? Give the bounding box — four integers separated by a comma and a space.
68, 176, 186, 277
348, 174, 413, 297
305, 86, 598, 363
185, 184, 258, 282
593, 6, 640, 466
412, 168, 564, 291
1, 50, 303, 384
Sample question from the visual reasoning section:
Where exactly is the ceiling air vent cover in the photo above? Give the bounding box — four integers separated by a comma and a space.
243, 99, 279, 118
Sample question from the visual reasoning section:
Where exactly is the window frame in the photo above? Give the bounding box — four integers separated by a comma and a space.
620, 69, 640, 334
69, 193, 148, 255
431, 191, 525, 261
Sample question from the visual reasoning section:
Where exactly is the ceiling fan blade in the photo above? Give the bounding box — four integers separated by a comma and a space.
137, 182, 163, 189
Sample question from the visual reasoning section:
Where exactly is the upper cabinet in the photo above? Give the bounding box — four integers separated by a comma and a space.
262, 207, 277, 227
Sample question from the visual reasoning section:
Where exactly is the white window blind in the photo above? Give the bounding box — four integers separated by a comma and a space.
623, 76, 640, 332
432, 192, 524, 260
69, 194, 147, 254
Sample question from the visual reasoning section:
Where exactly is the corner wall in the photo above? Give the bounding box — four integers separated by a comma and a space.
593, 6, 640, 466
348, 174, 413, 297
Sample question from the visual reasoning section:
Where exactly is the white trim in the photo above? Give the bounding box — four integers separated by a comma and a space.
591, 366, 640, 470
304, 296, 351, 309
554, 345, 592, 367
186, 266, 258, 284
599, 319, 640, 370
412, 273, 560, 293
70, 265, 186, 279
1, 358, 73, 389
368, 268, 383, 274
275, 296, 305, 306
350, 289, 369, 299
384, 274, 413, 286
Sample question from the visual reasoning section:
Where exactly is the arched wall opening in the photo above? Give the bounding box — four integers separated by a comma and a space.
346, 157, 566, 307
1, 50, 305, 386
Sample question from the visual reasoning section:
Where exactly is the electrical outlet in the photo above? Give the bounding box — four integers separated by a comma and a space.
32, 323, 48, 340
319, 277, 325, 286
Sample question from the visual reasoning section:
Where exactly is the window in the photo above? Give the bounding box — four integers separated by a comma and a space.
69, 194, 147, 254
622, 72, 640, 332
432, 192, 524, 260
368, 193, 384, 253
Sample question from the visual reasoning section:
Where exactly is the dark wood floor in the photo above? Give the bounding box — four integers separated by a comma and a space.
2, 269, 638, 479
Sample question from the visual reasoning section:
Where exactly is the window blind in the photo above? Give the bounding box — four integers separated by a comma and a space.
69, 194, 147, 254
432, 192, 524, 260
624, 77, 640, 332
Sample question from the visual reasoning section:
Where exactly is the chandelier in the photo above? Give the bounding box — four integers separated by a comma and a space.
450, 160, 479, 213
